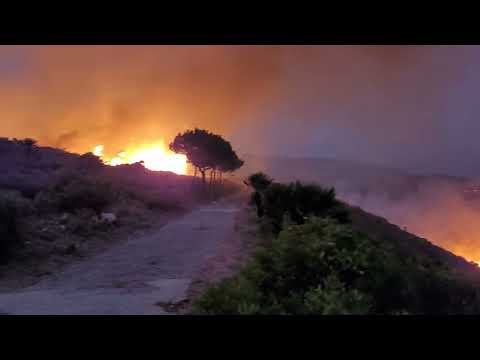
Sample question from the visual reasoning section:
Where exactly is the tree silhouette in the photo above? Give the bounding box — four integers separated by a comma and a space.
244, 172, 273, 191
244, 172, 274, 218
169, 128, 244, 186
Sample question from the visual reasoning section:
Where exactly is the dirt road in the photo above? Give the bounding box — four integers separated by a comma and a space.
0, 199, 241, 315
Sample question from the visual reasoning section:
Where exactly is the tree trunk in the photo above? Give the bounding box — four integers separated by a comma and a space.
191, 166, 198, 188
212, 170, 217, 199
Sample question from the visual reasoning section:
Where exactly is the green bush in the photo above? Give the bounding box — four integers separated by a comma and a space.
303, 275, 372, 315
245, 172, 273, 192
193, 217, 480, 315
256, 179, 350, 233
197, 173, 480, 315
194, 218, 376, 314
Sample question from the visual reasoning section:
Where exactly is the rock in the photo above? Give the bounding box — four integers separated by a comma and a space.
100, 212, 117, 223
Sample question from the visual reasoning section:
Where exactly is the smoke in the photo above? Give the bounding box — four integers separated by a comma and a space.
0, 45, 285, 156
341, 181, 480, 263
232, 45, 480, 177
2, 45, 480, 261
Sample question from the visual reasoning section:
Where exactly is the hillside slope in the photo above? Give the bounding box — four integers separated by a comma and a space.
0, 138, 239, 290
348, 205, 480, 285
236, 154, 480, 264
193, 177, 480, 315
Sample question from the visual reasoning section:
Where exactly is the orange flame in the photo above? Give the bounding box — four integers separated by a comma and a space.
93, 141, 187, 175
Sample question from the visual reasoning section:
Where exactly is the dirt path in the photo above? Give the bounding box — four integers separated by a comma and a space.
0, 198, 242, 315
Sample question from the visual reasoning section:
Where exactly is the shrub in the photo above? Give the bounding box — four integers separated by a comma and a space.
245, 172, 273, 192
261, 182, 294, 232
59, 178, 115, 213
193, 218, 377, 314
193, 217, 480, 315
256, 179, 350, 233
303, 275, 372, 315
35, 172, 116, 214
0, 191, 32, 262
193, 275, 264, 315
67, 208, 93, 235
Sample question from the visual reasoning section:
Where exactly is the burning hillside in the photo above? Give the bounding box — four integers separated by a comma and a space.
92, 141, 188, 175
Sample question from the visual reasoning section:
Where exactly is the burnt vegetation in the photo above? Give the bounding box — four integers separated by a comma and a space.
194, 172, 480, 315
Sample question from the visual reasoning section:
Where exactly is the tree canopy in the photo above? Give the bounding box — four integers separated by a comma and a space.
169, 128, 244, 183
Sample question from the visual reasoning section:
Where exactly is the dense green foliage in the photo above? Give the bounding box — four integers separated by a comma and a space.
244, 172, 273, 192
194, 217, 480, 315
246, 173, 350, 234
193, 173, 480, 315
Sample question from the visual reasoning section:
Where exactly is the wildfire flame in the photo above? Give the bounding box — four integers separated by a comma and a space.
92, 141, 187, 175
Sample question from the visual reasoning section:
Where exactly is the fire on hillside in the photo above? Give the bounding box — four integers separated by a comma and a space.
92, 141, 188, 175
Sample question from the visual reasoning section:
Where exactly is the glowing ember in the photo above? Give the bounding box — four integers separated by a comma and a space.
93, 141, 187, 175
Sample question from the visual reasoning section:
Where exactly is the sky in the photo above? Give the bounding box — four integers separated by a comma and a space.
1, 45, 480, 177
